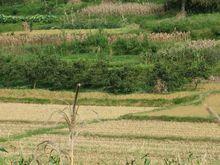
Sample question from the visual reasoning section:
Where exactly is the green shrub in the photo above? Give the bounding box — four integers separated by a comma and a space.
24, 54, 63, 89
105, 65, 148, 93
65, 33, 109, 54
112, 37, 148, 55
146, 62, 186, 92
211, 26, 220, 39
145, 46, 218, 92
0, 55, 27, 87
88, 60, 109, 88
152, 20, 190, 33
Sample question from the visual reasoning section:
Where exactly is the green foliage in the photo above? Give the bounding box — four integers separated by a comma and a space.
39, 19, 122, 30
211, 26, 220, 39
112, 37, 148, 55
0, 1, 87, 15
0, 14, 58, 23
0, 147, 7, 153
145, 46, 218, 92
140, 13, 220, 39
152, 20, 189, 33
165, 0, 219, 13
120, 114, 216, 123
105, 65, 148, 93
115, 0, 165, 3
0, 23, 22, 33
64, 33, 109, 54
0, 44, 218, 93
146, 62, 186, 92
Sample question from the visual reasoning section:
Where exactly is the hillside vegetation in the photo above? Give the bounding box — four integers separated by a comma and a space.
0, 0, 219, 93
0, 0, 220, 164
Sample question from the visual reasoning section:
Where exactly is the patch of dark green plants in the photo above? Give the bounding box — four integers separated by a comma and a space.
112, 37, 149, 55
0, 40, 218, 94
39, 19, 122, 30
120, 114, 216, 123
60, 33, 109, 54
165, 0, 220, 13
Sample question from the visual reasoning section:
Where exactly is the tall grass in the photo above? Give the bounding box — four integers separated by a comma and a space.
80, 2, 164, 15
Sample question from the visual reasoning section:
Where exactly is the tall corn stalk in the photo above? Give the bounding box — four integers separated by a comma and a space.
70, 83, 81, 165
39, 83, 82, 164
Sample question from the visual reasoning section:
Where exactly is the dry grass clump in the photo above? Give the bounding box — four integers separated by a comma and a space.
69, 0, 81, 3
75, 120, 220, 139
80, 3, 164, 15
188, 39, 217, 50
148, 32, 190, 41
0, 33, 87, 47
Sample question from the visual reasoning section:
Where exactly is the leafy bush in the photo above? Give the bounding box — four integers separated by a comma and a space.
145, 46, 219, 92
146, 61, 186, 92
105, 65, 148, 93
62, 33, 109, 54
112, 37, 148, 55
211, 26, 220, 39
0, 55, 27, 87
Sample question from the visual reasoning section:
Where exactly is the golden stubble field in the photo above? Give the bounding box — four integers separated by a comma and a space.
148, 93, 220, 117
2, 133, 220, 164
0, 103, 154, 122
0, 102, 220, 164
0, 83, 220, 164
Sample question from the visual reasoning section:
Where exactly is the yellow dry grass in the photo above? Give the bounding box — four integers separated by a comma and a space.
0, 123, 52, 137
0, 103, 153, 122
148, 32, 190, 42
1, 25, 138, 36
198, 83, 220, 91
80, 2, 164, 15
0, 83, 219, 103
76, 120, 220, 139
148, 94, 220, 117
3, 135, 220, 164
0, 88, 197, 101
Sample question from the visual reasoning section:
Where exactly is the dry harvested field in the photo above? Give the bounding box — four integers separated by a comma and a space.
0, 88, 197, 101
0, 83, 219, 103
147, 93, 220, 117
0, 103, 153, 122
77, 120, 220, 140
0, 123, 50, 137
2, 134, 220, 164
0, 83, 220, 164
0, 100, 220, 164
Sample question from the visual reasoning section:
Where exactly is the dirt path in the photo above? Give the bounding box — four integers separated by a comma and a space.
0, 103, 154, 123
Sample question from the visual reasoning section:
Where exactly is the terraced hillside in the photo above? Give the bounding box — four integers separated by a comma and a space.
0, 0, 220, 164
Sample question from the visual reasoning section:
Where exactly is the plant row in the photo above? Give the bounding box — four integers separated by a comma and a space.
0, 14, 58, 23
39, 19, 122, 30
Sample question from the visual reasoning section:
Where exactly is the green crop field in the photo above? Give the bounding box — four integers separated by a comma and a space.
0, 0, 220, 164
